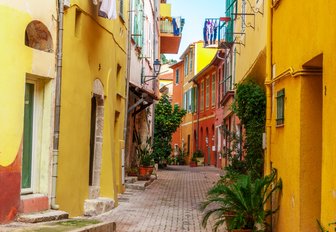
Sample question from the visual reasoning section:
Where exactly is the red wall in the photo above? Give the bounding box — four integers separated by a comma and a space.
0, 143, 22, 223
171, 62, 184, 153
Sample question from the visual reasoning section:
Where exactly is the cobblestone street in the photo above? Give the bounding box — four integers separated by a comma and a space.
96, 165, 221, 232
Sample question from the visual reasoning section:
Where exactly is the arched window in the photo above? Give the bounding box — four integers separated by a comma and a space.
25, 20, 53, 52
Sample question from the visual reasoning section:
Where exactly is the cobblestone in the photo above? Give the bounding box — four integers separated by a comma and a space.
95, 165, 221, 232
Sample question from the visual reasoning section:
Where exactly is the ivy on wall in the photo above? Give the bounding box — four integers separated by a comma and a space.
231, 80, 266, 178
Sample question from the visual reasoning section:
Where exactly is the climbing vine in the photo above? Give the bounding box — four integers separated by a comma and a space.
231, 80, 266, 178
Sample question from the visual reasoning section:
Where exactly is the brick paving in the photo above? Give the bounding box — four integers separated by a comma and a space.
95, 165, 221, 232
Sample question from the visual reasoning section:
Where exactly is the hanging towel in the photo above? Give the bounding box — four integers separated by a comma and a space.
100, 0, 117, 20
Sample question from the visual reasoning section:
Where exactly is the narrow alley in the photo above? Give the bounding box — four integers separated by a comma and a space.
95, 166, 220, 232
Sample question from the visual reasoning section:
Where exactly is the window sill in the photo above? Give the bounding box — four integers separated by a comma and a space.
276, 123, 284, 128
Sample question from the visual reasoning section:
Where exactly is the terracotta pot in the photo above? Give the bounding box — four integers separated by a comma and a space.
139, 167, 147, 176
189, 161, 197, 167
146, 166, 154, 175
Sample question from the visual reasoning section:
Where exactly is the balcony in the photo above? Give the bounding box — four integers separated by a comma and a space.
160, 16, 184, 54
160, 3, 184, 54
203, 17, 233, 49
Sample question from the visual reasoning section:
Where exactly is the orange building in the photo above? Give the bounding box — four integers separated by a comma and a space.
191, 52, 223, 166
170, 61, 184, 157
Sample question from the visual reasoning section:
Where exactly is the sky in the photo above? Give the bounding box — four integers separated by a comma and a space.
165, 0, 226, 61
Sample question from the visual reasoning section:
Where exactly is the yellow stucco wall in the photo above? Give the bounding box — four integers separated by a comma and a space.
0, 5, 31, 167
57, 1, 127, 216
0, 2, 56, 196
234, 0, 268, 84
160, 3, 171, 17
269, 0, 336, 230
195, 42, 217, 74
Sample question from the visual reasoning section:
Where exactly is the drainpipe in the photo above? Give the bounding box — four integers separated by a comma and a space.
123, 0, 133, 181
51, 0, 64, 210
192, 80, 200, 152
265, 0, 273, 176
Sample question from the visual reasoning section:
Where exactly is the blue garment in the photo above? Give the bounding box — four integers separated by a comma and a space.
172, 18, 180, 36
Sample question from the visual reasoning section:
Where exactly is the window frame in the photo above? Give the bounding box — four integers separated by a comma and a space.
175, 69, 179, 84
206, 76, 210, 109
211, 72, 216, 107
276, 89, 285, 126
200, 81, 205, 111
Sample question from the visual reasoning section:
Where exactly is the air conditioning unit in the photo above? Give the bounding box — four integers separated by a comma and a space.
64, 0, 70, 8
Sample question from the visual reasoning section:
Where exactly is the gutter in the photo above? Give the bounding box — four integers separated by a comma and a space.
51, 0, 64, 210
123, 0, 133, 184
192, 80, 200, 152
264, 0, 272, 176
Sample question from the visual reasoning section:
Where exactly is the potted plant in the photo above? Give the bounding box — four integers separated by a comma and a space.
200, 169, 282, 232
135, 135, 154, 178
190, 153, 198, 167
193, 150, 204, 166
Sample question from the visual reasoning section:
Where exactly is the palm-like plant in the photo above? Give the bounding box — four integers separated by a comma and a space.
200, 169, 282, 232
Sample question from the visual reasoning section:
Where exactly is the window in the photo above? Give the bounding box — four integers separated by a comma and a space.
211, 73, 216, 107
132, 0, 144, 48
276, 89, 285, 125
187, 89, 192, 112
206, 77, 210, 108
184, 55, 189, 75
175, 69, 180, 84
189, 50, 193, 73
200, 81, 204, 111
183, 92, 187, 110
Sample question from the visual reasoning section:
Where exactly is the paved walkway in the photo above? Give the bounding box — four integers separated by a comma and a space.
96, 165, 221, 232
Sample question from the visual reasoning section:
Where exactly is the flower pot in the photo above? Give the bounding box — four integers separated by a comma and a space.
189, 161, 197, 167
139, 166, 147, 176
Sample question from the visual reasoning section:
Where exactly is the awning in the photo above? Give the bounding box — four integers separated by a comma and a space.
128, 82, 159, 116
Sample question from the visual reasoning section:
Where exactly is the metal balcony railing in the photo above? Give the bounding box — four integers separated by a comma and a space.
203, 17, 233, 48
160, 17, 184, 36
224, 75, 233, 95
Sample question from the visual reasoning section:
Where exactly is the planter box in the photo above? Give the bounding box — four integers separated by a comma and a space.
196, 157, 204, 166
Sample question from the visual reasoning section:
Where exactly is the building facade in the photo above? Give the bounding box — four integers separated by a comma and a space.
0, 0, 57, 223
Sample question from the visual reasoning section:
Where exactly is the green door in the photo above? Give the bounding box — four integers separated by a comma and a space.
22, 83, 34, 189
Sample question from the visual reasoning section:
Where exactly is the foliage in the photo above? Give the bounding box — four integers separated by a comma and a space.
134, 133, 154, 167
193, 150, 204, 158
152, 95, 186, 164
221, 127, 248, 175
231, 80, 266, 178
201, 169, 282, 232
161, 54, 177, 65
317, 220, 336, 232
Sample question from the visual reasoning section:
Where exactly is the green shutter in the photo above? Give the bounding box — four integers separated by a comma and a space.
191, 87, 195, 113
22, 83, 34, 189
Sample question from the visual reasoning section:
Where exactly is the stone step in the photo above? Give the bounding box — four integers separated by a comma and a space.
125, 181, 148, 190
84, 197, 115, 217
16, 210, 69, 223
20, 194, 49, 214
125, 176, 137, 183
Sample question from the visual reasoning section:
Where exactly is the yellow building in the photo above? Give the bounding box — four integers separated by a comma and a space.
222, 0, 336, 230
266, 0, 336, 231
179, 41, 217, 162
0, 0, 57, 223
56, 0, 128, 217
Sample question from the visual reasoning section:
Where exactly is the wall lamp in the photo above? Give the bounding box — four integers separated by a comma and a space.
141, 59, 162, 84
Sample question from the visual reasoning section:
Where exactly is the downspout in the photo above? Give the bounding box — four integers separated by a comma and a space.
150, 0, 159, 145
51, 0, 64, 210
265, 0, 273, 176
123, 0, 133, 180
192, 80, 200, 152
